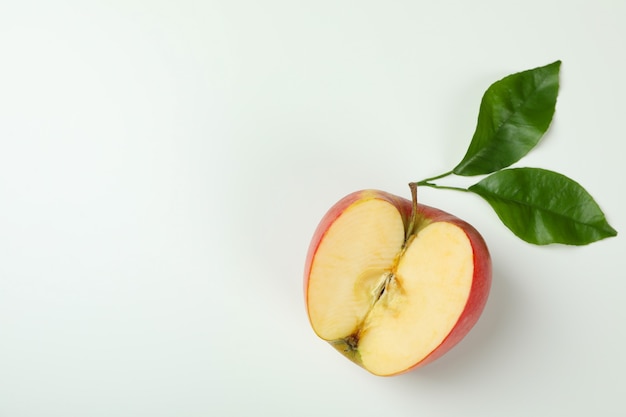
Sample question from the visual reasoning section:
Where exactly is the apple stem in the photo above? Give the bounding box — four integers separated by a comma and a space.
406, 182, 420, 240
406, 175, 470, 241
409, 181, 419, 216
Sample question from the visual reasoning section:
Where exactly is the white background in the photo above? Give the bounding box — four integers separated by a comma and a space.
1, 1, 624, 416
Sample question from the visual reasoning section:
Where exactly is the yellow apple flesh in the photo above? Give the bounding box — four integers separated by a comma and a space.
304, 189, 491, 376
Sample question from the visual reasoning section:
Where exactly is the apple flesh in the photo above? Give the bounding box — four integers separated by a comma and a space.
304, 188, 491, 376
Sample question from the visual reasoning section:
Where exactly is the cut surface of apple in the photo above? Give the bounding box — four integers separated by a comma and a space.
304, 189, 491, 376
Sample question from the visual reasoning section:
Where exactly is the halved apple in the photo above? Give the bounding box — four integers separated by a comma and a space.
304, 188, 491, 376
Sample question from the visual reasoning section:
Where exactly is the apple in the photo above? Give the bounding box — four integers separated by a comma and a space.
304, 186, 492, 376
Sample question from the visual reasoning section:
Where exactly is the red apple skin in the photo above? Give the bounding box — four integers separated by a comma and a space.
304, 189, 492, 374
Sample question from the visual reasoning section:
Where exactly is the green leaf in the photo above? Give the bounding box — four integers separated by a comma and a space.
468, 168, 617, 245
454, 61, 561, 176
